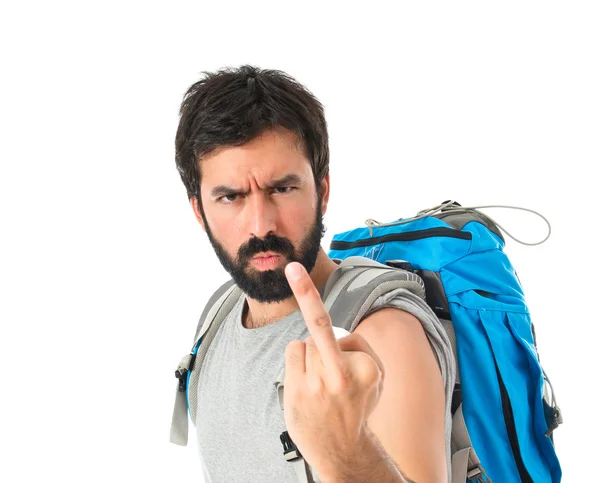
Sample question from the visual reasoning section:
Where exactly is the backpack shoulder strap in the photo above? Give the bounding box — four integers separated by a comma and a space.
193, 279, 238, 343
170, 279, 241, 446
451, 405, 490, 483
323, 256, 426, 332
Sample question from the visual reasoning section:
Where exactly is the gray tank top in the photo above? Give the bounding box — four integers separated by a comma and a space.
194, 283, 454, 482
196, 293, 313, 481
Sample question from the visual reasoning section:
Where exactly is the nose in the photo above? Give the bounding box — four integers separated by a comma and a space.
248, 192, 277, 239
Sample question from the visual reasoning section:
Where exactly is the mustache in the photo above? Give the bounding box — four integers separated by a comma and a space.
237, 233, 295, 264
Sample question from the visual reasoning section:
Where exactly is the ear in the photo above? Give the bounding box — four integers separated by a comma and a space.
190, 196, 206, 232
319, 173, 331, 216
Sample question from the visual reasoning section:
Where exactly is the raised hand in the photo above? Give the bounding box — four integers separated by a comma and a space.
283, 262, 386, 481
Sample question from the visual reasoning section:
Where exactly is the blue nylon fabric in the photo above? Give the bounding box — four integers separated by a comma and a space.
461, 220, 505, 252
441, 249, 526, 301
329, 237, 471, 271
507, 313, 562, 482
328, 215, 561, 482
447, 300, 521, 483
477, 304, 544, 481
329, 221, 472, 271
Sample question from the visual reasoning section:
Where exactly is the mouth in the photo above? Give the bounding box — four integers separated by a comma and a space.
250, 252, 284, 270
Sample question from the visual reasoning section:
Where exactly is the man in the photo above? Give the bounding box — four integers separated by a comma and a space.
174, 65, 452, 482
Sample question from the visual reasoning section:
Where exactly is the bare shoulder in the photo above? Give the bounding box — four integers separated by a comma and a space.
355, 307, 426, 340
354, 307, 442, 387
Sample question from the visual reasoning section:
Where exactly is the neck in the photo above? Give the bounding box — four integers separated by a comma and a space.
242, 249, 339, 329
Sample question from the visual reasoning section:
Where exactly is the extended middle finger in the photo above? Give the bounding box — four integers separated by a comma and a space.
285, 262, 341, 370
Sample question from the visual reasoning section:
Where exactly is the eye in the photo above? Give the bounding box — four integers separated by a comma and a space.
272, 186, 295, 194
218, 193, 240, 204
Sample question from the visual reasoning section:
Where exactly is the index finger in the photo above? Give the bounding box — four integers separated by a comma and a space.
285, 262, 341, 370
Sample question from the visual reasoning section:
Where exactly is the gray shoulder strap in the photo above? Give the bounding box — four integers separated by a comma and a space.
324, 256, 426, 332
451, 405, 491, 482
170, 280, 241, 446
194, 279, 238, 342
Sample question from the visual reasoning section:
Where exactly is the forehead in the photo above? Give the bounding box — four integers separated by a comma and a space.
200, 129, 312, 186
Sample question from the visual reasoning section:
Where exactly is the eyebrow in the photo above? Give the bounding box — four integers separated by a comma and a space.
210, 174, 303, 198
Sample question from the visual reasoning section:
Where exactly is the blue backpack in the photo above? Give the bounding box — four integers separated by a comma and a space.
328, 201, 562, 483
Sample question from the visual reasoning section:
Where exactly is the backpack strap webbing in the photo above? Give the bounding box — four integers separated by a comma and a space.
451, 405, 491, 483
193, 279, 238, 343
170, 279, 240, 446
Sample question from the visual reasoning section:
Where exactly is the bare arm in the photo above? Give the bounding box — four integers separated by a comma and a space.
352, 307, 448, 483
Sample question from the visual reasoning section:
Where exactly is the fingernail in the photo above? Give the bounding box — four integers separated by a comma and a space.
285, 262, 303, 280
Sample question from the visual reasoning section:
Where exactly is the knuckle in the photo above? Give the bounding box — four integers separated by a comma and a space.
286, 340, 303, 353
328, 366, 352, 394
313, 314, 331, 329
304, 338, 318, 355
329, 374, 349, 395
358, 354, 382, 384
307, 374, 324, 394
353, 333, 371, 352
285, 341, 304, 362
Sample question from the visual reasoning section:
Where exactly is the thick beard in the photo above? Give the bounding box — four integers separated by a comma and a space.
201, 199, 325, 303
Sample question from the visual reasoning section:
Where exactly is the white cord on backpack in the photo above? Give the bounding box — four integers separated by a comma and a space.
365, 200, 552, 246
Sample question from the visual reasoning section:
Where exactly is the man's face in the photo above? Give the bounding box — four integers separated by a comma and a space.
194, 129, 329, 303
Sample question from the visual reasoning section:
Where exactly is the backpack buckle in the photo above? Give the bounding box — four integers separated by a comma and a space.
545, 405, 563, 437
467, 463, 491, 482
280, 431, 302, 462
174, 353, 196, 392
175, 368, 188, 392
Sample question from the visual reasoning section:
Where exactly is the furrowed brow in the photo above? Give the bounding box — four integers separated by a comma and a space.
210, 174, 303, 198
210, 185, 248, 198
265, 174, 303, 189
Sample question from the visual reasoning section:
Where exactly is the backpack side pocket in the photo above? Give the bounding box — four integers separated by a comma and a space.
449, 291, 561, 482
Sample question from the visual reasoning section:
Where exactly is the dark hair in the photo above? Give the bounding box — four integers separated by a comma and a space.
174, 65, 330, 201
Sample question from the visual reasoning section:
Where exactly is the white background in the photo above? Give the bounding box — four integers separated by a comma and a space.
1, 1, 598, 481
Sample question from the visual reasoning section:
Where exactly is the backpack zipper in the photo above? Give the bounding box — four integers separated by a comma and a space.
330, 227, 471, 250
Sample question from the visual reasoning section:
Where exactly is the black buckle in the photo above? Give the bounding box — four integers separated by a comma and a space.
175, 368, 188, 392
174, 354, 196, 392
280, 431, 302, 461
545, 406, 563, 437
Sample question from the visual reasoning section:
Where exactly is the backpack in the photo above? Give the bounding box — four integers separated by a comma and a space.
169, 200, 563, 483
327, 201, 562, 482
